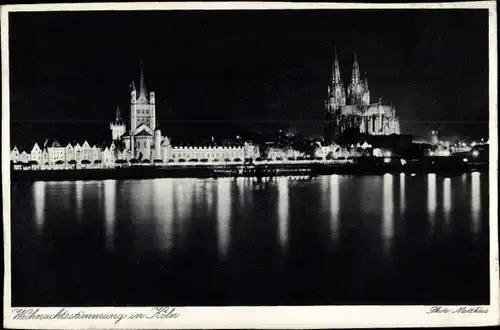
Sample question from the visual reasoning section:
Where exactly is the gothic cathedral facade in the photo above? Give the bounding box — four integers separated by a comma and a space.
324, 51, 400, 142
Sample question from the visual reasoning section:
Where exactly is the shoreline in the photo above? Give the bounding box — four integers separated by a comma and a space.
10, 159, 488, 182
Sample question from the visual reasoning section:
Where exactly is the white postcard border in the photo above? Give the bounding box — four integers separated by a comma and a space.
2, 2, 498, 329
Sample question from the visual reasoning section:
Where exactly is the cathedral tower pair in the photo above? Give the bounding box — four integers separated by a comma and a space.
326, 50, 370, 113
324, 49, 400, 142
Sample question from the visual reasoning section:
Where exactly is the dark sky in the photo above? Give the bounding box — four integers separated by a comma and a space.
9, 9, 489, 145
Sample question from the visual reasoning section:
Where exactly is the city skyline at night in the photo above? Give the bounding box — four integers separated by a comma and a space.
9, 9, 489, 145
3, 3, 497, 328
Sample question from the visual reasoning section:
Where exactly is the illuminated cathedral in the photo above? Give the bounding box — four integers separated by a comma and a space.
324, 51, 401, 142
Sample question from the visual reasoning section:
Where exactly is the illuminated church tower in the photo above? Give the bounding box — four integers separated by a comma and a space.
130, 62, 156, 133
110, 107, 126, 141
116, 62, 162, 161
326, 49, 346, 112
347, 53, 370, 106
324, 49, 346, 142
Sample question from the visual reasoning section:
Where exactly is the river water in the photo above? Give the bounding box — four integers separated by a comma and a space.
11, 173, 490, 306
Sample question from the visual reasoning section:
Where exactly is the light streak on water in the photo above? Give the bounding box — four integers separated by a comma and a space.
153, 178, 174, 253
172, 179, 196, 237
382, 174, 394, 255
174, 180, 186, 220
33, 181, 46, 231
246, 177, 254, 205
427, 174, 437, 234
320, 174, 329, 197
193, 180, 201, 204
96, 181, 103, 209
103, 180, 116, 252
399, 173, 405, 214
217, 178, 231, 260
443, 178, 451, 226
75, 180, 83, 222
206, 180, 214, 209
277, 176, 290, 250
135, 180, 152, 221
471, 172, 481, 236
236, 177, 245, 205
330, 174, 340, 242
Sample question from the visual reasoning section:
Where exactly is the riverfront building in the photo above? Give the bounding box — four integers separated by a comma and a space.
112, 64, 260, 164
324, 51, 401, 142
11, 64, 260, 170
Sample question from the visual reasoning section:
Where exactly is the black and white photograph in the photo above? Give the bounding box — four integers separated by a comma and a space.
2, 1, 498, 328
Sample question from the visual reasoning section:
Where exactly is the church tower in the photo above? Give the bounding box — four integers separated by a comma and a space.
347, 53, 369, 106
362, 74, 370, 105
324, 48, 346, 143
325, 48, 346, 113
110, 107, 126, 141
130, 62, 156, 134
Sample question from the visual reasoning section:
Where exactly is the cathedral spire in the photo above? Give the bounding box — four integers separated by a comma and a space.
364, 73, 369, 89
139, 61, 147, 99
351, 52, 360, 85
332, 47, 341, 85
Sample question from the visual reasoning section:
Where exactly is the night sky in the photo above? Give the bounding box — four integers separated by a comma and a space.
9, 9, 489, 146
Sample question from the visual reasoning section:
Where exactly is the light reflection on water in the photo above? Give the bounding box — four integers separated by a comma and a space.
152, 178, 175, 253
236, 177, 245, 205
26, 172, 483, 258
217, 178, 232, 260
277, 177, 289, 250
20, 173, 489, 305
330, 174, 340, 242
174, 180, 187, 221
75, 180, 83, 221
33, 181, 46, 231
427, 173, 437, 234
206, 180, 214, 210
471, 172, 481, 236
27, 172, 482, 249
399, 173, 405, 213
443, 178, 452, 226
103, 180, 116, 252
382, 174, 394, 255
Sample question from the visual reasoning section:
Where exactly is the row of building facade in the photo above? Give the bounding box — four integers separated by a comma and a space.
11, 139, 265, 169
10, 138, 366, 170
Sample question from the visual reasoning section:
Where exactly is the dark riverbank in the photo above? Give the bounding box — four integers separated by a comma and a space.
10, 157, 488, 182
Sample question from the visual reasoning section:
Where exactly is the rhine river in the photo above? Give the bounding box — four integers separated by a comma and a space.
11, 173, 489, 306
